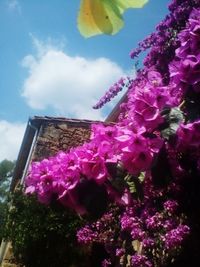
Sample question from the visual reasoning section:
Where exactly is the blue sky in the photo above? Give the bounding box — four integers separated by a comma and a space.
0, 0, 170, 161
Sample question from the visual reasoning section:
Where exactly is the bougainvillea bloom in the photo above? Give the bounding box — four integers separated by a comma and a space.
24, 2, 200, 266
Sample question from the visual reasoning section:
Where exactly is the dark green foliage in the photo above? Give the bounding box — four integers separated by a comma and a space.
0, 202, 7, 240
0, 159, 15, 241
4, 187, 89, 267
0, 159, 15, 180
0, 159, 15, 200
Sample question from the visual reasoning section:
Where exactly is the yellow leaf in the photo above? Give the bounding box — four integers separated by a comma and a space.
77, 0, 149, 38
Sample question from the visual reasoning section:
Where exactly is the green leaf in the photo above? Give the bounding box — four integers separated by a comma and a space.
168, 107, 184, 123
124, 174, 136, 193
138, 172, 145, 183
161, 107, 184, 140
124, 174, 144, 199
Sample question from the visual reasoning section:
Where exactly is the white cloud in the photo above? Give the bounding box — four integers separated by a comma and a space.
0, 120, 26, 162
21, 37, 128, 120
7, 0, 21, 13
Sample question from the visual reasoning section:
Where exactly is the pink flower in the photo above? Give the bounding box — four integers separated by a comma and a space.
81, 157, 107, 184
170, 55, 200, 85
147, 70, 163, 86
177, 120, 200, 150
121, 150, 153, 175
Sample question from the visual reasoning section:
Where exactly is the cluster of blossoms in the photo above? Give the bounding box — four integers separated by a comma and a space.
177, 120, 200, 150
25, 122, 162, 213
25, 1, 200, 266
93, 77, 132, 109
77, 196, 189, 267
164, 225, 190, 250
119, 70, 182, 131
130, 0, 200, 75
170, 8, 200, 92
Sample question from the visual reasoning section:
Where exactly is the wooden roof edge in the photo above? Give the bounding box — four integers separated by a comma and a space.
31, 116, 103, 125
105, 93, 128, 122
30, 115, 116, 128
10, 117, 41, 191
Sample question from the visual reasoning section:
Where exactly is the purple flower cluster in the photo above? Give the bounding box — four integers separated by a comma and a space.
76, 171, 190, 266
145, 212, 162, 230
119, 203, 187, 253
170, 9, 200, 92
176, 120, 200, 151
164, 225, 190, 250
76, 225, 97, 244
130, 33, 156, 59
25, 139, 112, 213
164, 200, 179, 214
130, 0, 199, 75
93, 77, 132, 109
131, 255, 152, 267
25, 123, 162, 211
115, 126, 163, 174
77, 208, 119, 248
120, 70, 181, 131
93, 0, 200, 114
121, 213, 145, 240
